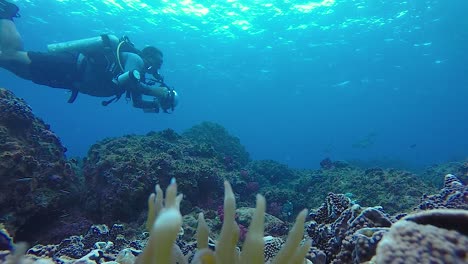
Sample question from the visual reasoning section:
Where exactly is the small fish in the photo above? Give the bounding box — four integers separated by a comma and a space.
333, 81, 351, 87
16, 178, 33, 182
409, 144, 417, 149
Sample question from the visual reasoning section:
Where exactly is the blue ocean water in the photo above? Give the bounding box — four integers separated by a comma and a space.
1, 0, 467, 171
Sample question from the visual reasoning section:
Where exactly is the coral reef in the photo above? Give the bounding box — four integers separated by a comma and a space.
304, 174, 468, 264
296, 162, 436, 215
2, 181, 311, 264
0, 91, 467, 263
0, 88, 78, 240
82, 128, 241, 224
235, 158, 435, 220
2, 175, 466, 264
421, 160, 468, 187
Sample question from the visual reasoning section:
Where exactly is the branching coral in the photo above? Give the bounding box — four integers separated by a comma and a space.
138, 180, 311, 264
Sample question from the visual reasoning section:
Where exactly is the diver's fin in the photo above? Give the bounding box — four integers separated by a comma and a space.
0, 0, 20, 20
67, 89, 79, 103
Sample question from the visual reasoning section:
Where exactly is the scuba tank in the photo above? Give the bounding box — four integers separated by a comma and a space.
48, 35, 139, 73
47, 35, 120, 53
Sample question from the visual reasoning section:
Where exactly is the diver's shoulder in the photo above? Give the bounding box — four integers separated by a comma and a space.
120, 52, 145, 70
121, 52, 143, 62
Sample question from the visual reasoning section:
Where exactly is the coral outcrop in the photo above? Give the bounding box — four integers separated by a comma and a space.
416, 173, 468, 211
82, 128, 242, 224
182, 122, 250, 169
0, 88, 78, 240
305, 193, 393, 263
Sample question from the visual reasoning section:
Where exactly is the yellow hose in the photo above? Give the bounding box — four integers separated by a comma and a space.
116, 41, 125, 72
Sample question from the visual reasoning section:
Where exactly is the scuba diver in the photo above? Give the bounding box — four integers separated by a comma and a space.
0, 0, 178, 113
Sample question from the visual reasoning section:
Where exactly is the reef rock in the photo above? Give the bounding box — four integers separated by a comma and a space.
0, 88, 77, 239
82, 126, 245, 224
182, 122, 250, 169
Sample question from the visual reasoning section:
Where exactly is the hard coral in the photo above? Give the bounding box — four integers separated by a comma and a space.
309, 192, 351, 224
374, 209, 468, 263
305, 193, 393, 263
417, 174, 468, 211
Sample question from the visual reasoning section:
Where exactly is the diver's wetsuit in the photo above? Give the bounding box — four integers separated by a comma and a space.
0, 0, 19, 20
27, 50, 160, 110
27, 51, 82, 90
1, 1, 159, 111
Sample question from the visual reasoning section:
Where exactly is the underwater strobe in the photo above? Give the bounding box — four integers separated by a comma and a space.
116, 70, 141, 86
